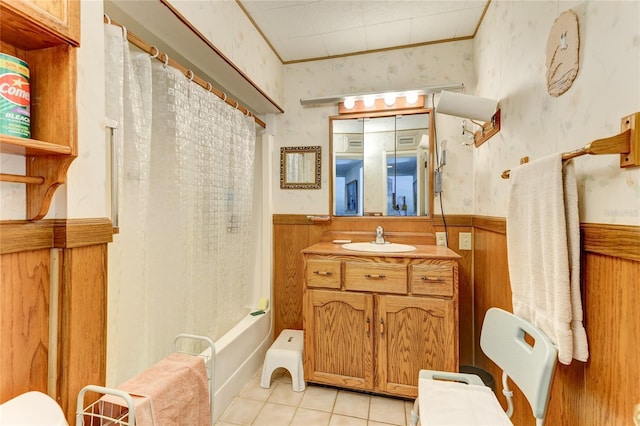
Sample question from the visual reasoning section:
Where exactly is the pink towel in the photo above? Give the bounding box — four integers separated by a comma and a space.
101, 352, 210, 426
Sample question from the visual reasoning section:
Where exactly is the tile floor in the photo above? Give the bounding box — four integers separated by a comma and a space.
216, 368, 417, 426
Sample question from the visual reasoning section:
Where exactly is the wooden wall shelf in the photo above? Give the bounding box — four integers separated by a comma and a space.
0, 135, 74, 156
0, 0, 79, 220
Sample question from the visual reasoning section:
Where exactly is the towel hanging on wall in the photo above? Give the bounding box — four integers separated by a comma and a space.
506, 153, 588, 365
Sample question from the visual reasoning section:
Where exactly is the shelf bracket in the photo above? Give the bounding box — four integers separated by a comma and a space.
26, 156, 76, 220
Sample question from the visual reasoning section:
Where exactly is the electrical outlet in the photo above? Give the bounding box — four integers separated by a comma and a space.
436, 232, 447, 246
459, 232, 472, 250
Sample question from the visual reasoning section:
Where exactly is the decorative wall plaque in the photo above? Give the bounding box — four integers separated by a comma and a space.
546, 10, 580, 97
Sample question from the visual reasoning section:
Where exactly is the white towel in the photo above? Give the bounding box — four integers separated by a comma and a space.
418, 379, 512, 425
506, 153, 588, 365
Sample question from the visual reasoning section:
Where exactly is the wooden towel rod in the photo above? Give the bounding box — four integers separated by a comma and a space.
501, 112, 639, 179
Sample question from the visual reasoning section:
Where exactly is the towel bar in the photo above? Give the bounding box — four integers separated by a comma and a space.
501, 111, 639, 179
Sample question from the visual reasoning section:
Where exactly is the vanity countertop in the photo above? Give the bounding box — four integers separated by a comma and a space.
302, 241, 461, 260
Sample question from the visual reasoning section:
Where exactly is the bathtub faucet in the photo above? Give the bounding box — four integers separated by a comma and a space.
375, 226, 386, 244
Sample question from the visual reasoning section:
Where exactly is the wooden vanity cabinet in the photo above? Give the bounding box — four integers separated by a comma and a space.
302, 243, 460, 398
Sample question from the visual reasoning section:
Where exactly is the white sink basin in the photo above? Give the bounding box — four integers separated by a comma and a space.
341, 242, 416, 253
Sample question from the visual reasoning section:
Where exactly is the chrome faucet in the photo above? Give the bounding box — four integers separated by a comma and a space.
375, 226, 386, 244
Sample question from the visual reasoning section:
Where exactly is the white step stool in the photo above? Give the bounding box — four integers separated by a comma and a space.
260, 329, 305, 392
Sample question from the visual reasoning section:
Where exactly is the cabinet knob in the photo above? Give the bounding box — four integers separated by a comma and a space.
380, 318, 385, 336
313, 271, 333, 276
366, 317, 371, 337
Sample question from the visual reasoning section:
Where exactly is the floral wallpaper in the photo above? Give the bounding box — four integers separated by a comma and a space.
473, 0, 639, 225
1, 1, 637, 226
167, 0, 284, 107
275, 40, 477, 215
275, 0, 639, 226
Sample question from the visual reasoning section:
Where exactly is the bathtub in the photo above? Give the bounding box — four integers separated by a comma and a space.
210, 308, 273, 422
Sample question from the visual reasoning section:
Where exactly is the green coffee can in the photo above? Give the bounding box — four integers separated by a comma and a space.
0, 52, 31, 139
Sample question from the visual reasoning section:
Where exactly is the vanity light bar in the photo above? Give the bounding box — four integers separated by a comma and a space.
337, 95, 426, 114
299, 83, 465, 106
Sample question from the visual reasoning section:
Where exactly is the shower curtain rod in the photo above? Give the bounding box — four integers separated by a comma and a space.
104, 16, 266, 129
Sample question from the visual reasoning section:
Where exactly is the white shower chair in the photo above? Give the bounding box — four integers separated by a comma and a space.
411, 307, 558, 426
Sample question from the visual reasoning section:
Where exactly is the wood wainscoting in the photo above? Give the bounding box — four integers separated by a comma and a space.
274, 214, 639, 423
0, 218, 112, 424
273, 215, 331, 336
433, 215, 474, 366
473, 217, 640, 426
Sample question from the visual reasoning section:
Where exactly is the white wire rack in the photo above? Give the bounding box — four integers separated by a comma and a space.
76, 334, 215, 426
76, 385, 135, 426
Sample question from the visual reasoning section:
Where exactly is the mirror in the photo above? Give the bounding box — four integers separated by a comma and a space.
280, 146, 321, 189
330, 109, 434, 216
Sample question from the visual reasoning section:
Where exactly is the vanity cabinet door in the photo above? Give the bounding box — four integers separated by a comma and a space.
303, 289, 374, 390
376, 294, 457, 398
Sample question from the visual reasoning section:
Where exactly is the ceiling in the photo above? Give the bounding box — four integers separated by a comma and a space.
239, 0, 490, 63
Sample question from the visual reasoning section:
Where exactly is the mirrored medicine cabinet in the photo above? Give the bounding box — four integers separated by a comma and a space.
330, 109, 434, 217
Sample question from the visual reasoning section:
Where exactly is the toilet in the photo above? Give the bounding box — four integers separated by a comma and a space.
0, 391, 68, 425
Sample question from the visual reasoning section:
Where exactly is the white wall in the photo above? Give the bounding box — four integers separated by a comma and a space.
0, 154, 26, 219
276, 40, 477, 215
65, 0, 108, 219
473, 1, 640, 225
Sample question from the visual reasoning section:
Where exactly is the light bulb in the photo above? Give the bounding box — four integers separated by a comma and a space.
384, 93, 396, 106
363, 95, 376, 108
405, 92, 419, 104
343, 98, 355, 109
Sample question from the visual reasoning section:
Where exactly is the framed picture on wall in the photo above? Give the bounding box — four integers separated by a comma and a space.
345, 180, 357, 214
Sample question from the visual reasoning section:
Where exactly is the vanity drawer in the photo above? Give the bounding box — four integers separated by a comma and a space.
306, 259, 342, 288
344, 262, 407, 294
410, 263, 454, 297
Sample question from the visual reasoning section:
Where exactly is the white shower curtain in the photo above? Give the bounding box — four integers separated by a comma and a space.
105, 24, 256, 384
